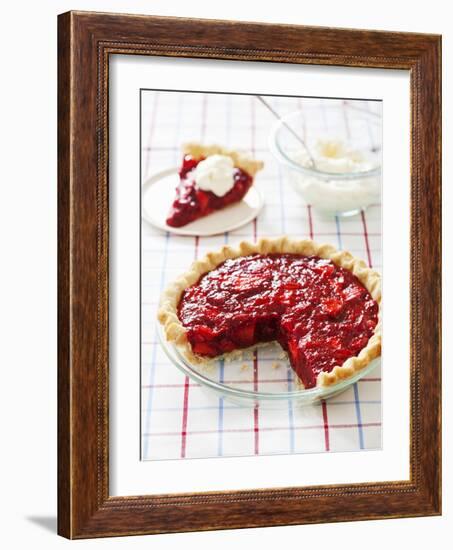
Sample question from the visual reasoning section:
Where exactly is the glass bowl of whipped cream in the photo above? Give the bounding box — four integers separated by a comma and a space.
270, 104, 382, 217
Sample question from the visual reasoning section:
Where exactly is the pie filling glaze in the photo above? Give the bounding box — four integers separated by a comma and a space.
166, 154, 253, 228
177, 253, 379, 389
158, 238, 381, 389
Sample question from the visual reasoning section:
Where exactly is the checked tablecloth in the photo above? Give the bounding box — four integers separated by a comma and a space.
141, 90, 382, 461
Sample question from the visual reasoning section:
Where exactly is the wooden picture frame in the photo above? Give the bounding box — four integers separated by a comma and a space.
58, 10, 441, 539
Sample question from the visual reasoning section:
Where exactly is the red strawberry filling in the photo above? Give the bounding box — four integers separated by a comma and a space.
166, 155, 253, 228
178, 254, 379, 388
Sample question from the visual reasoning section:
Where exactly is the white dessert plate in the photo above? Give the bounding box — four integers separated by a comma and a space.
142, 168, 263, 236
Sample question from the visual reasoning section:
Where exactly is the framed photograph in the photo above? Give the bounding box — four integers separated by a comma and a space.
58, 11, 441, 538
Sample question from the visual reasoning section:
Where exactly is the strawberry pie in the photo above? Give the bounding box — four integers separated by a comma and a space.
158, 237, 381, 388
166, 143, 264, 228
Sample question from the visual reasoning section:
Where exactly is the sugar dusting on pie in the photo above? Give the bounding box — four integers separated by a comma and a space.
166, 143, 264, 228
158, 237, 381, 389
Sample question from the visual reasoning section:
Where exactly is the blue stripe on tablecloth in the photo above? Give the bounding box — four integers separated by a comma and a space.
216, 231, 229, 456
353, 383, 365, 449
226, 94, 232, 147
337, 211, 365, 450
217, 360, 225, 456
142, 231, 170, 458
335, 215, 343, 250
286, 368, 296, 453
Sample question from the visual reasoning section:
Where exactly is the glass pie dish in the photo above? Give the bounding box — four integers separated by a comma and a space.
269, 104, 382, 217
158, 324, 380, 408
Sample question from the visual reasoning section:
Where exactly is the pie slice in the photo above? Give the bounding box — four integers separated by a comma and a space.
166, 143, 264, 228
158, 237, 381, 389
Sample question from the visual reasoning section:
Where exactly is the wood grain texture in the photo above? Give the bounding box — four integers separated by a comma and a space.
57, 11, 71, 538
57, 10, 442, 539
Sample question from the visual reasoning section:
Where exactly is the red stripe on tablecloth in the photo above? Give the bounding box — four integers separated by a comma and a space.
298, 97, 308, 137
321, 401, 330, 451
361, 210, 373, 268
251, 96, 256, 154
180, 235, 200, 458
180, 377, 190, 458
251, 97, 258, 243
143, 92, 160, 176
342, 100, 351, 139
200, 95, 207, 140
194, 234, 200, 259
309, 200, 329, 452
307, 205, 314, 239
253, 351, 259, 455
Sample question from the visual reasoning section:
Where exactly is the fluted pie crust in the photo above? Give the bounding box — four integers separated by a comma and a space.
158, 237, 381, 388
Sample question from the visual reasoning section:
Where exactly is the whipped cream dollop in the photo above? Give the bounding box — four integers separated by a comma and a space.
306, 139, 374, 174
194, 154, 235, 197
288, 139, 380, 214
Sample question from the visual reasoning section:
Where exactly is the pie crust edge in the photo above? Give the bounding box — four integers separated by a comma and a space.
183, 142, 264, 177
157, 236, 382, 388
